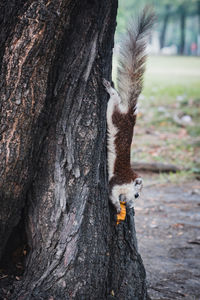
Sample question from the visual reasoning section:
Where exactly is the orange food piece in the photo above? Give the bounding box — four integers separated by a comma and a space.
116, 201, 126, 225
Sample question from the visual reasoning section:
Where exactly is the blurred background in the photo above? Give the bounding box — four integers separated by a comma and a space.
116, 0, 200, 55
114, 1, 200, 298
113, 0, 200, 183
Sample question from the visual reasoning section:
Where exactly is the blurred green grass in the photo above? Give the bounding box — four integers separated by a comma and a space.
143, 55, 200, 101
113, 55, 200, 180
142, 55, 200, 134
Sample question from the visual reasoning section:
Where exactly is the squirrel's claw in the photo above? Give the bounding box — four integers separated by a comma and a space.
102, 78, 111, 89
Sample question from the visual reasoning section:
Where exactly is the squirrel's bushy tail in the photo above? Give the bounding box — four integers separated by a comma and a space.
117, 7, 155, 109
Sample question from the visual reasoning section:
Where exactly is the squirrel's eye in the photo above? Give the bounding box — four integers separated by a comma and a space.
135, 178, 142, 185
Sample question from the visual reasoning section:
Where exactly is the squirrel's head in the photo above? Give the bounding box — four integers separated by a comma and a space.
110, 177, 143, 212
120, 177, 143, 201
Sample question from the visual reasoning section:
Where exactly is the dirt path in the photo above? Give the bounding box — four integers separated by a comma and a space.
135, 174, 200, 300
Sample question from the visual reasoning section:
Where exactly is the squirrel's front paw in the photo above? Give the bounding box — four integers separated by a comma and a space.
102, 78, 111, 90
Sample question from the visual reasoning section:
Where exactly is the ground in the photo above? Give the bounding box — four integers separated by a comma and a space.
135, 173, 200, 300
132, 56, 200, 299
1, 174, 199, 300
132, 56, 200, 173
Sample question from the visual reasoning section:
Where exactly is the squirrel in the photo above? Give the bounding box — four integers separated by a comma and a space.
103, 8, 154, 213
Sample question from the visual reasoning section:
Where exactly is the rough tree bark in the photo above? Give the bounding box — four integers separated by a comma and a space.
0, 0, 148, 299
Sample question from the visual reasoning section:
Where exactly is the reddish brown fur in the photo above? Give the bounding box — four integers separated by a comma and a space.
108, 8, 154, 199
109, 107, 139, 190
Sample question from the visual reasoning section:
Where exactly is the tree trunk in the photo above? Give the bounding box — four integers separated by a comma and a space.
0, 1, 148, 299
198, 0, 200, 33
197, 0, 200, 56
160, 4, 170, 49
179, 4, 186, 55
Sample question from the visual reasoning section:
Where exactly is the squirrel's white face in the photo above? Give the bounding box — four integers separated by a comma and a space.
122, 178, 143, 201
110, 178, 143, 213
